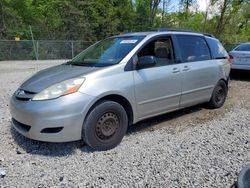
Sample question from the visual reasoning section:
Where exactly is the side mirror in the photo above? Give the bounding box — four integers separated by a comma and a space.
136, 56, 156, 69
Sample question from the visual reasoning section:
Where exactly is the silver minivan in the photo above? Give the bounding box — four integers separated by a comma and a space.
10, 30, 231, 150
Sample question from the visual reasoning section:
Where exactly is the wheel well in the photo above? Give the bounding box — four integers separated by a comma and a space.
220, 78, 228, 86
91, 95, 134, 126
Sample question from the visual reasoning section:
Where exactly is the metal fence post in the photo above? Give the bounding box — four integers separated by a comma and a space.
29, 26, 38, 60
36, 40, 39, 60
71, 41, 74, 59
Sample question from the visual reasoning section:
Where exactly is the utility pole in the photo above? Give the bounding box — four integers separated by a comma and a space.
203, 0, 208, 32
162, 0, 166, 24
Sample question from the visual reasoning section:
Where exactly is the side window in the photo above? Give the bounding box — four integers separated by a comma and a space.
137, 37, 175, 67
176, 35, 211, 62
206, 37, 228, 58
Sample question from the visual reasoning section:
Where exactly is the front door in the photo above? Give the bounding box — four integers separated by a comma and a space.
133, 36, 182, 119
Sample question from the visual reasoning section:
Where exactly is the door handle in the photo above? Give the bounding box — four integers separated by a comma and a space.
183, 65, 190, 71
172, 67, 180, 73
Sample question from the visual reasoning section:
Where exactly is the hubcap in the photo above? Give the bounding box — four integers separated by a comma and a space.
215, 86, 225, 104
95, 112, 119, 140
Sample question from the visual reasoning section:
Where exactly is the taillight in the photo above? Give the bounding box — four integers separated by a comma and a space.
228, 55, 233, 66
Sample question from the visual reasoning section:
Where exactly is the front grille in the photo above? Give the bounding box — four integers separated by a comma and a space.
15, 89, 36, 101
12, 118, 31, 132
41, 127, 63, 134
15, 97, 30, 101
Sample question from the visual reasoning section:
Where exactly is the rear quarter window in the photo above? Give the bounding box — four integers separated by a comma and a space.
176, 35, 211, 62
234, 44, 250, 51
206, 37, 228, 58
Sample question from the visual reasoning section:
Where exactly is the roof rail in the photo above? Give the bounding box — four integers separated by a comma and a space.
158, 28, 192, 32
157, 28, 215, 38
202, 33, 215, 38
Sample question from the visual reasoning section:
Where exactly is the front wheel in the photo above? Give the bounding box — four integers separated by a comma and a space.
207, 80, 228, 109
82, 101, 128, 151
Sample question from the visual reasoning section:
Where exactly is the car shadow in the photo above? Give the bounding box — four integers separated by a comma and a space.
230, 70, 250, 81
11, 104, 205, 156
10, 126, 95, 157
127, 104, 203, 135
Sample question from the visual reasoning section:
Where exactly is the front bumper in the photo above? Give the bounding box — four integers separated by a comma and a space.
10, 92, 94, 142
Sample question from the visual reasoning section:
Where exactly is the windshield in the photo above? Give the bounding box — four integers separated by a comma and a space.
234, 44, 250, 51
67, 36, 144, 67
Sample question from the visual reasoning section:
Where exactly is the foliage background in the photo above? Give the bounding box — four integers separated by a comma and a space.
0, 0, 249, 44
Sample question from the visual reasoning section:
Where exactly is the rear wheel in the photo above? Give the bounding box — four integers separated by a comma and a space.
208, 80, 228, 109
82, 101, 128, 151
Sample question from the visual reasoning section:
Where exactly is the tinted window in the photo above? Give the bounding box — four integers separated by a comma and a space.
177, 35, 211, 62
138, 37, 175, 67
206, 37, 228, 58
234, 44, 250, 51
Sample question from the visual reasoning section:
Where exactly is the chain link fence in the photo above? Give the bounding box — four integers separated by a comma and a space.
224, 44, 239, 52
0, 40, 240, 61
0, 40, 94, 61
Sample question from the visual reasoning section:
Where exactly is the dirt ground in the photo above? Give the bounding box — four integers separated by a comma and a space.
0, 61, 249, 187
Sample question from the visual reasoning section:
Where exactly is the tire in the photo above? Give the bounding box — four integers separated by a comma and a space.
207, 80, 228, 109
82, 100, 128, 151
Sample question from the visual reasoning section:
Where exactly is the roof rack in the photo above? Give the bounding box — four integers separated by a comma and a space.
157, 28, 215, 38
158, 28, 192, 32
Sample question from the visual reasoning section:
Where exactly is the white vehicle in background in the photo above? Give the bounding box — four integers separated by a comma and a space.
229, 43, 250, 71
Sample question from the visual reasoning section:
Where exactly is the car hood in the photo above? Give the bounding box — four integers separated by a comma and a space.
20, 64, 101, 93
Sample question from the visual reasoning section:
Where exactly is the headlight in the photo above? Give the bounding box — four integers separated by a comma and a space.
32, 77, 85, 101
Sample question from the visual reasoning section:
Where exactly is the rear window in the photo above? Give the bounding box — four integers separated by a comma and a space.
234, 44, 250, 51
176, 35, 211, 62
206, 37, 228, 58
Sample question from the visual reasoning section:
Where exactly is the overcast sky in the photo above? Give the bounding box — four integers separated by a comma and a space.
164, 0, 209, 12
197, 0, 209, 11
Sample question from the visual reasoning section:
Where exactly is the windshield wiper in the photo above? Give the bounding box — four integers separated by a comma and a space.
66, 61, 115, 67
66, 61, 95, 67
214, 57, 227, 59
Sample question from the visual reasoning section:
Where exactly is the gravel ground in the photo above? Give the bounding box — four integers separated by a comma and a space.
0, 60, 249, 188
